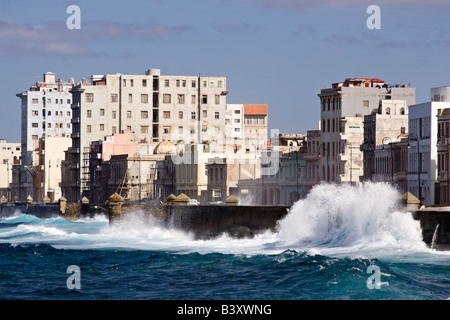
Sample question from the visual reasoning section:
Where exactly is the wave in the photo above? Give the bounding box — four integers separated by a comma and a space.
1, 182, 449, 263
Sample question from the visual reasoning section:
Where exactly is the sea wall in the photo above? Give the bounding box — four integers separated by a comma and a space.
113, 202, 290, 239
412, 209, 450, 251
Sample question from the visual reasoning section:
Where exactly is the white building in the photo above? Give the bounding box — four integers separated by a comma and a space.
408, 86, 450, 206
16, 72, 74, 200
70, 68, 229, 202
319, 77, 415, 184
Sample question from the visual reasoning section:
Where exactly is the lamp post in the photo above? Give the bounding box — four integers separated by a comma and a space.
409, 133, 421, 205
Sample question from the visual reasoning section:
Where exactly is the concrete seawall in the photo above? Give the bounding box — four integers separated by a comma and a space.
412, 208, 450, 251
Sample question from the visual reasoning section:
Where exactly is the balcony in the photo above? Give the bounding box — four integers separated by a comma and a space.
71, 132, 80, 139
71, 117, 80, 124
303, 153, 320, 161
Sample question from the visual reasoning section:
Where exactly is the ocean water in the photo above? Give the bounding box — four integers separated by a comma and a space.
0, 182, 449, 300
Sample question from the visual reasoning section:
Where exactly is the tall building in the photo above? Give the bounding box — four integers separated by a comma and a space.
408, 86, 450, 206
243, 104, 268, 152
70, 68, 229, 202
318, 77, 415, 184
16, 72, 74, 200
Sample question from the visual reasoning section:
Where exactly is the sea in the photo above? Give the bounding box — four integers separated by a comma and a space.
0, 182, 449, 303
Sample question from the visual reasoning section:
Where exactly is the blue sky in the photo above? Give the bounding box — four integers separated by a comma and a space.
1, 0, 450, 142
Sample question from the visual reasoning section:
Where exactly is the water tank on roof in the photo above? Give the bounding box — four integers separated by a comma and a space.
145, 69, 160, 76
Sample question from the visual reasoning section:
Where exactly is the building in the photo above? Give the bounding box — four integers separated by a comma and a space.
408, 86, 450, 207
304, 130, 321, 193
319, 77, 415, 184
243, 104, 268, 153
16, 72, 74, 200
361, 100, 409, 183
0, 139, 21, 200
70, 69, 229, 202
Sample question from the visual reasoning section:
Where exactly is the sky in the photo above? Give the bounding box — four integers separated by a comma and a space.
1, 0, 450, 143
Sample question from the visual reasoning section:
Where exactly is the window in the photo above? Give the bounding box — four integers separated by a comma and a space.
163, 127, 170, 134
32, 110, 38, 116
215, 112, 220, 119
163, 111, 171, 119
259, 118, 265, 125
48, 111, 51, 116
386, 107, 391, 115
178, 126, 183, 134
182, 80, 186, 87
100, 109, 105, 117
32, 98, 39, 104
363, 100, 369, 108
112, 126, 117, 134
218, 80, 223, 88
130, 79, 134, 87
47, 99, 51, 104
141, 94, 148, 104
32, 135, 38, 141
141, 111, 148, 119
165, 79, 169, 87
85, 94, 94, 102
176, 80, 180, 87
234, 119, 240, 123
87, 125, 91, 133
203, 110, 208, 118
163, 94, 171, 104
192, 80, 196, 88
177, 94, 185, 104
234, 110, 240, 114
203, 81, 207, 88
111, 94, 118, 103
67, 123, 70, 128
178, 111, 184, 119
112, 111, 117, 119
202, 125, 207, 132
67, 111, 71, 116
87, 110, 92, 118
67, 99, 71, 104
55, 99, 59, 104
202, 95, 208, 104
123, 79, 127, 87
127, 111, 132, 119
192, 95, 196, 104
141, 126, 149, 134
210, 81, 214, 88
226, 119, 230, 124
191, 112, 196, 120
32, 123, 38, 128
128, 94, 133, 103
100, 124, 105, 131
142, 79, 147, 87
234, 128, 240, 132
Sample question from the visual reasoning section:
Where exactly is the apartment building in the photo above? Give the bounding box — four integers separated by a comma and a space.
15, 72, 74, 200
318, 77, 415, 184
70, 68, 228, 202
361, 100, 409, 183
408, 86, 450, 206
243, 104, 268, 152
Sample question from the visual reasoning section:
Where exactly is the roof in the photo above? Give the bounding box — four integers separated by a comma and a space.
244, 104, 268, 116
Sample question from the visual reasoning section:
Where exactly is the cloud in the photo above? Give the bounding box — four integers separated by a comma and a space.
0, 17, 192, 57
211, 22, 263, 33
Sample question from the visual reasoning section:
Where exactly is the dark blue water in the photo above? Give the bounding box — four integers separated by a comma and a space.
1, 183, 449, 300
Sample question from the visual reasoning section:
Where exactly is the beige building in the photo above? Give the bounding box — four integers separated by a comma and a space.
70, 68, 229, 202
319, 77, 415, 184
0, 139, 21, 200
243, 104, 268, 153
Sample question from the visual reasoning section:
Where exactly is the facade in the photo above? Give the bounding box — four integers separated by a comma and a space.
437, 108, 450, 204
0, 139, 21, 200
361, 99, 409, 183
319, 77, 415, 184
243, 104, 268, 152
304, 130, 321, 192
225, 104, 244, 142
407, 90, 450, 207
70, 69, 229, 202
16, 72, 74, 200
